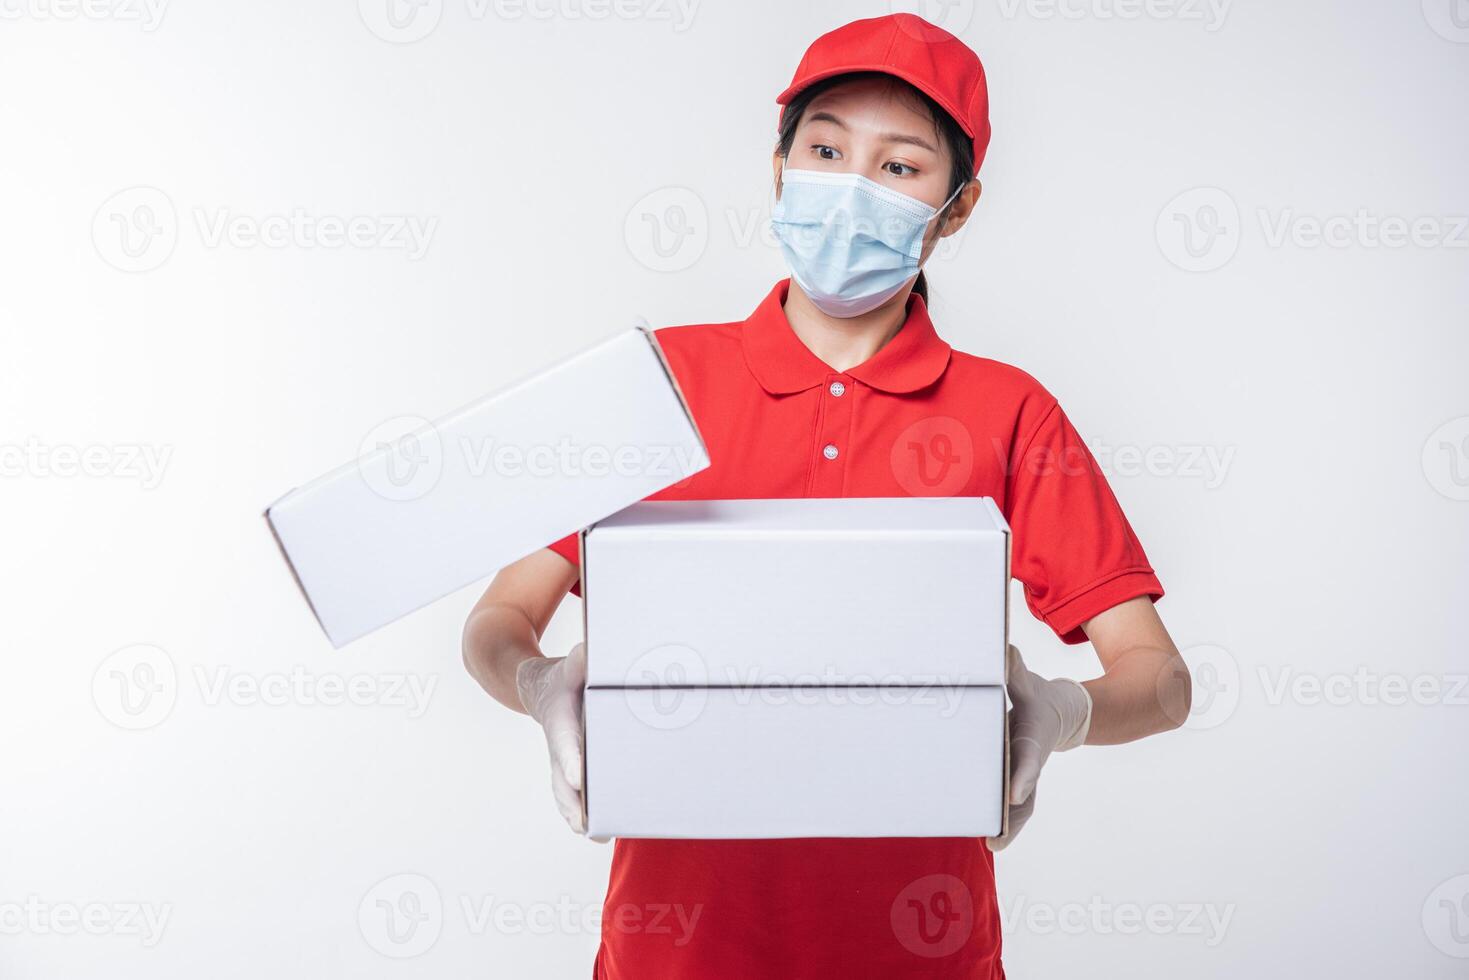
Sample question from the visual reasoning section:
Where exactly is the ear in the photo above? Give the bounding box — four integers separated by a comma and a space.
771, 150, 785, 198
937, 179, 983, 239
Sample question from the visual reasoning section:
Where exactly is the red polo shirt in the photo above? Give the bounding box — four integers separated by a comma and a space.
548, 279, 1162, 979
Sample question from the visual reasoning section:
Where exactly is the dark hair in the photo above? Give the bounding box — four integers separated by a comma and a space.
774, 71, 974, 305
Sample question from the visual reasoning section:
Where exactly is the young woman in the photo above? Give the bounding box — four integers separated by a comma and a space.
463, 14, 1191, 979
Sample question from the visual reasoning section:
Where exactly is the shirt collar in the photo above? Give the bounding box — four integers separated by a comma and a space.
740, 279, 953, 395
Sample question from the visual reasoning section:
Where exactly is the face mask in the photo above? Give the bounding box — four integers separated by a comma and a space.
770, 166, 962, 318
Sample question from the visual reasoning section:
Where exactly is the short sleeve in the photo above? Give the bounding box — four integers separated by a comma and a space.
546, 532, 583, 597
1005, 401, 1163, 644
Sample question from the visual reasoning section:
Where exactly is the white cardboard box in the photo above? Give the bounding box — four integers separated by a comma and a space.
580, 496, 1011, 839
581, 497, 1009, 687
266, 328, 709, 647
584, 685, 1006, 839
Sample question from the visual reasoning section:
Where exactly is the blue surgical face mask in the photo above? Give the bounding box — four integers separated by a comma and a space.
770, 165, 962, 318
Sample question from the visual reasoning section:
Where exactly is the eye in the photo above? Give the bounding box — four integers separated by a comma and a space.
884, 161, 918, 177
811, 144, 841, 161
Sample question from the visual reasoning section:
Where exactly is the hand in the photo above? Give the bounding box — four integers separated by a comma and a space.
516, 642, 590, 836
988, 644, 1092, 851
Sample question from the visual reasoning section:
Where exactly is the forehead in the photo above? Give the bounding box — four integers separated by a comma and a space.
800, 76, 938, 135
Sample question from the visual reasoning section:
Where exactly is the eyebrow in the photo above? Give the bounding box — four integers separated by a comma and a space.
805, 110, 939, 154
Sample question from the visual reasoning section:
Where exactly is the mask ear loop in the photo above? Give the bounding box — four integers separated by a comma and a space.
918, 179, 969, 275
930, 179, 967, 228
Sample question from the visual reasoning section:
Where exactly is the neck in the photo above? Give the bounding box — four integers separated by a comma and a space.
781, 280, 914, 373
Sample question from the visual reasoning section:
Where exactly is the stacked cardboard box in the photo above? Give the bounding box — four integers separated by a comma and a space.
580, 497, 1010, 839
263, 329, 1010, 840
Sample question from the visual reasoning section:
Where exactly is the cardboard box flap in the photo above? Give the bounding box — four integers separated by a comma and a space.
266, 326, 709, 647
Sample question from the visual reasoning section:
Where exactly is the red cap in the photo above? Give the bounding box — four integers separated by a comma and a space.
776, 14, 992, 175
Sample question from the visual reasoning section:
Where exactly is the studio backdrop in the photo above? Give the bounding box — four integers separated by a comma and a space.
1, 0, 1466, 977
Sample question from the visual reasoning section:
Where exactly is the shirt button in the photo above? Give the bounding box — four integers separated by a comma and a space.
822, 444, 839, 461
829, 381, 846, 397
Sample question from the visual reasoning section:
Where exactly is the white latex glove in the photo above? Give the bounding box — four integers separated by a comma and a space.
515, 642, 589, 835
988, 644, 1092, 851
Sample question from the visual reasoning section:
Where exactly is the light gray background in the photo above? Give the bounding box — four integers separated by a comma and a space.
2, 0, 1467, 976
